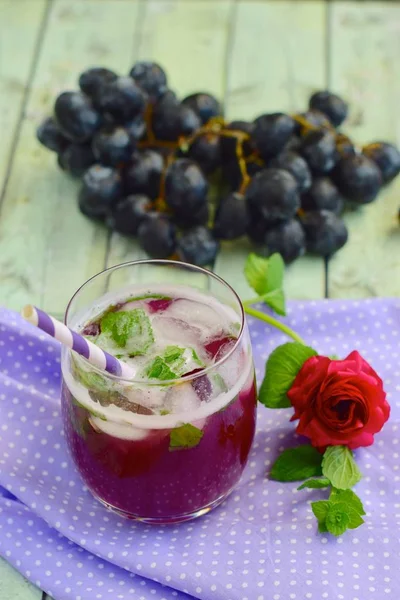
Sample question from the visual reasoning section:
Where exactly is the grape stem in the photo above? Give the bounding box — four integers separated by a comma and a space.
243, 302, 306, 345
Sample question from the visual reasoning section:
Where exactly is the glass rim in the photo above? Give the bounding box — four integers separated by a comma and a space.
64, 258, 245, 386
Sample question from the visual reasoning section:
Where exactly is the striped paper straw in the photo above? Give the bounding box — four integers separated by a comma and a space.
21, 305, 135, 380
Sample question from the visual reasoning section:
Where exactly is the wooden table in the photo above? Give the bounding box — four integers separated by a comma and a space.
1, 0, 399, 597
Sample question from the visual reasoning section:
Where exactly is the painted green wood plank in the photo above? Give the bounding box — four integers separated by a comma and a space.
327, 1, 400, 297
0, 0, 47, 190
213, 0, 327, 300
105, 0, 234, 275
0, 558, 42, 600
0, 0, 141, 316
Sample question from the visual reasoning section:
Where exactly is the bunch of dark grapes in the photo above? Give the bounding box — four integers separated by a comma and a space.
37, 63, 400, 267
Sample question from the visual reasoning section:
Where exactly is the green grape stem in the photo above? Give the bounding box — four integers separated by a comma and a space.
243, 303, 306, 345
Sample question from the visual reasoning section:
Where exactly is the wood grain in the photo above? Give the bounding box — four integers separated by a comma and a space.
213, 0, 328, 300
0, 0, 140, 316
0, 557, 42, 600
0, 0, 48, 188
327, 1, 400, 297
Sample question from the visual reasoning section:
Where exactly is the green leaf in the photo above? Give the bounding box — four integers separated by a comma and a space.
71, 357, 108, 392
297, 477, 331, 490
244, 253, 286, 316
170, 423, 204, 450
346, 508, 364, 530
322, 446, 362, 490
270, 445, 323, 482
260, 289, 286, 317
145, 346, 204, 381
329, 354, 340, 360
99, 308, 154, 356
325, 502, 351, 536
311, 500, 330, 533
258, 342, 317, 408
146, 356, 178, 381
329, 488, 366, 516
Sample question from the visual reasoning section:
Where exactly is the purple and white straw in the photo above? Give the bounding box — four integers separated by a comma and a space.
21, 305, 135, 379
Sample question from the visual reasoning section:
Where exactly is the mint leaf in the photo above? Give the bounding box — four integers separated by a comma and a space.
311, 500, 330, 533
258, 342, 317, 408
71, 358, 108, 392
145, 346, 203, 381
325, 501, 351, 536
163, 345, 186, 368
297, 477, 331, 490
270, 445, 323, 482
322, 446, 362, 490
146, 356, 178, 381
170, 423, 204, 450
244, 253, 286, 316
329, 488, 366, 516
99, 309, 154, 356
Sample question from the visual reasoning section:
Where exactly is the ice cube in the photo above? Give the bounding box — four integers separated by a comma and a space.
89, 416, 150, 440
165, 299, 226, 341
151, 315, 203, 348
164, 382, 201, 414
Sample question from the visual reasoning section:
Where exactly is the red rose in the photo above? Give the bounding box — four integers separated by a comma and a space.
287, 350, 390, 450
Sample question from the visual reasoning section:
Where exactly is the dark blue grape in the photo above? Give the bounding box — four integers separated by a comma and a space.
54, 92, 101, 143
124, 150, 164, 200
300, 129, 337, 173
181, 93, 222, 124
125, 114, 146, 141
177, 226, 219, 266
95, 76, 147, 123
173, 201, 209, 229
301, 177, 344, 215
246, 216, 270, 245
165, 158, 208, 218
301, 210, 348, 256
296, 110, 332, 132
309, 91, 348, 128
245, 168, 300, 226
252, 113, 295, 160
362, 142, 400, 184
262, 219, 306, 264
129, 62, 167, 101
186, 133, 221, 174
58, 143, 95, 177
138, 215, 176, 258
79, 165, 122, 219
222, 159, 264, 191
335, 133, 356, 159
214, 193, 248, 240
106, 194, 152, 235
220, 120, 255, 162
79, 67, 117, 99
37, 117, 68, 153
92, 126, 134, 166
333, 155, 382, 204
269, 151, 312, 193
152, 97, 201, 141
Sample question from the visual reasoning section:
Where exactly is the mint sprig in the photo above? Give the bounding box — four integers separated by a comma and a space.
311, 487, 365, 536
240, 251, 372, 538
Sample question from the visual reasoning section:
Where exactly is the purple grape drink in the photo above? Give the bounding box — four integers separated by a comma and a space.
61, 283, 256, 523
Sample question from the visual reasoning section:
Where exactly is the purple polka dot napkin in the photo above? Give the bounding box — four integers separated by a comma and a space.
0, 300, 399, 600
